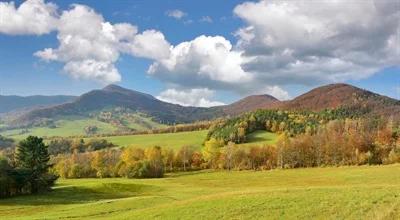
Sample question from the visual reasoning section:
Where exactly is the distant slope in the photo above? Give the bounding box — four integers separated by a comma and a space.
12, 85, 223, 127
5, 83, 400, 133
221, 94, 280, 115
276, 83, 400, 118
0, 95, 76, 113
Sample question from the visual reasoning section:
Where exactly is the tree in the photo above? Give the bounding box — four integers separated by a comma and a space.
203, 138, 223, 168
224, 142, 235, 170
177, 146, 194, 171
15, 136, 58, 194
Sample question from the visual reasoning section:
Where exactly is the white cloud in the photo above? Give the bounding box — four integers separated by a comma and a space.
0, 0, 58, 35
64, 59, 121, 83
157, 88, 225, 107
148, 35, 252, 88
234, 0, 400, 85
165, 9, 186, 19
199, 16, 213, 23
121, 30, 171, 60
259, 86, 290, 101
34, 4, 171, 84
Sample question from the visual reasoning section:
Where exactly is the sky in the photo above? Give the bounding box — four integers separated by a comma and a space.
0, 0, 399, 106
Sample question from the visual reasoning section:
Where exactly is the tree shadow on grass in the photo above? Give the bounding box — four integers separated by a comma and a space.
0, 182, 159, 206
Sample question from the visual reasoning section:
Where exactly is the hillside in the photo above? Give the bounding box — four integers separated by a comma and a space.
3, 83, 399, 136
276, 83, 400, 118
10, 85, 223, 127
0, 95, 76, 114
221, 94, 279, 115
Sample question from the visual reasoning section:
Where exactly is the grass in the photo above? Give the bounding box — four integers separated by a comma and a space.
1, 165, 399, 219
239, 130, 278, 147
95, 130, 209, 150
0, 114, 166, 140
0, 118, 117, 140
90, 130, 278, 150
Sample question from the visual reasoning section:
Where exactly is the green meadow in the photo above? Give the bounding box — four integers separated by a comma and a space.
91, 130, 277, 150
95, 130, 209, 150
0, 118, 117, 140
1, 164, 399, 220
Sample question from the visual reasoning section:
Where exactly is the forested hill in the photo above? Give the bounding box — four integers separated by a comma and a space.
11, 85, 224, 127
4, 83, 400, 129
275, 84, 400, 118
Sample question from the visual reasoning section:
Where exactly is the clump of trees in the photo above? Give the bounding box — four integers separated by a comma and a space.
0, 136, 58, 198
48, 138, 114, 155
207, 108, 366, 144
84, 125, 98, 135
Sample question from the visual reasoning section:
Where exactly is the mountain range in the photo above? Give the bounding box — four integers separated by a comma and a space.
1, 83, 399, 130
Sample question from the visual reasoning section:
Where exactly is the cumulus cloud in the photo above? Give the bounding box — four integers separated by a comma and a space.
259, 86, 290, 101
165, 9, 186, 19
234, 0, 400, 85
157, 88, 225, 107
34, 4, 170, 84
121, 30, 171, 60
0, 0, 58, 35
148, 35, 252, 89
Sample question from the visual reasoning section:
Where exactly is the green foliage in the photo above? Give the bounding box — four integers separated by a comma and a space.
16, 136, 58, 194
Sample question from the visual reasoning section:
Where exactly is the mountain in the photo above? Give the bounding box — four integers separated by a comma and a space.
221, 94, 280, 115
11, 85, 223, 127
0, 95, 76, 114
276, 83, 400, 118
5, 83, 400, 130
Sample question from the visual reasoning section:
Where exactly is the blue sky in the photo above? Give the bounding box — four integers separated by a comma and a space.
0, 0, 399, 105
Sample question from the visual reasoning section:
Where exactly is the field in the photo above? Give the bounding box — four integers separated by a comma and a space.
0, 114, 166, 140
0, 165, 399, 219
95, 130, 209, 150
0, 118, 117, 140
90, 130, 278, 150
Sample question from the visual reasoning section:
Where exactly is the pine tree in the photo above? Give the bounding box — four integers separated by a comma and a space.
15, 136, 58, 194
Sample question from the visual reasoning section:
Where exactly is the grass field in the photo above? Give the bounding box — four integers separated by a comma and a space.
0, 118, 117, 140
0, 165, 399, 219
88, 130, 278, 150
95, 130, 209, 150
0, 114, 165, 140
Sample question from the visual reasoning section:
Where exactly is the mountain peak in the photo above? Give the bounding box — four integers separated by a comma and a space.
102, 84, 127, 92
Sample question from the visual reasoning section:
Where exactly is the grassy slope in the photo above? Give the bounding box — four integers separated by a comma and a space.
1, 165, 399, 219
0, 119, 117, 140
96, 130, 209, 150
0, 115, 166, 140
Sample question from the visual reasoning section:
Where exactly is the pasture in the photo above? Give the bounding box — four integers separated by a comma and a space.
0, 165, 399, 219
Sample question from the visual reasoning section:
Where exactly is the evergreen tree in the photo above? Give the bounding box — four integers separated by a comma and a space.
15, 136, 58, 194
